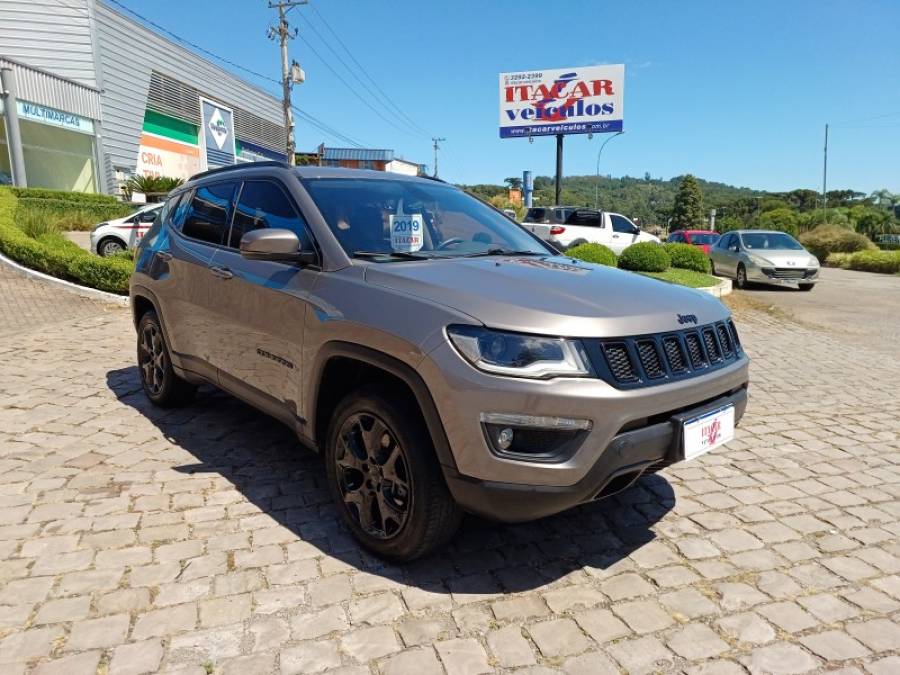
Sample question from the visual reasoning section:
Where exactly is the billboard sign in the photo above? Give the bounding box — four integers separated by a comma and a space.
499, 65, 624, 138
199, 97, 236, 169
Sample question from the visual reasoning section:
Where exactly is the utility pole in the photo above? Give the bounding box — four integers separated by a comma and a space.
431, 137, 445, 178
821, 123, 829, 222
268, 1, 307, 165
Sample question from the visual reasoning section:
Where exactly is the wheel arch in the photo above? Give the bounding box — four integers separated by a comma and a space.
97, 234, 127, 254
309, 342, 457, 472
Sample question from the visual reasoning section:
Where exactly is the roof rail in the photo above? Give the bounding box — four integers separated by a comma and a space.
418, 174, 446, 184
188, 160, 289, 182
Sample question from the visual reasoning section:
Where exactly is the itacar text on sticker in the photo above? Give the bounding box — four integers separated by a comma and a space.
390, 213, 424, 252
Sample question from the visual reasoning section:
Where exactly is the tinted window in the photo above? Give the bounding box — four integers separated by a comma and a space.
690, 232, 720, 245
610, 214, 637, 233
229, 181, 312, 249
524, 207, 547, 223
181, 182, 237, 245
668, 232, 683, 243
721, 233, 736, 249
566, 209, 601, 227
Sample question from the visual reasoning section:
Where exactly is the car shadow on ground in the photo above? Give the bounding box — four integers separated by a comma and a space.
107, 366, 674, 593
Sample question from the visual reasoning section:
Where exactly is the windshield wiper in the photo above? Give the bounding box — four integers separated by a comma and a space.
352, 250, 433, 261
463, 248, 549, 258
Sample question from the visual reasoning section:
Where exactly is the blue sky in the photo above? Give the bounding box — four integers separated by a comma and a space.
124, 0, 899, 193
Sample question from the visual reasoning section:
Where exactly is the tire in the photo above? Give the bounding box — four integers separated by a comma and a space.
98, 237, 126, 257
567, 239, 588, 249
799, 284, 815, 292
325, 384, 462, 561
736, 263, 749, 289
136, 310, 197, 407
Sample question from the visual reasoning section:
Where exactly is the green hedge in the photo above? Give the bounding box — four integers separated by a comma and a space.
567, 242, 617, 267
9, 186, 121, 205
844, 249, 900, 274
0, 188, 133, 294
799, 225, 875, 263
618, 242, 670, 272
662, 242, 710, 273
15, 198, 133, 230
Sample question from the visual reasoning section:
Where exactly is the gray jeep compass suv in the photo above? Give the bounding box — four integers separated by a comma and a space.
131, 162, 749, 560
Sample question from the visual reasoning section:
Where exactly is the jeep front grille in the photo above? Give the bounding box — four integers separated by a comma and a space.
585, 320, 744, 389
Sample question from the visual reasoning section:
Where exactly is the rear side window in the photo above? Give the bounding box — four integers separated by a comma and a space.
229, 180, 312, 250
181, 182, 237, 245
524, 207, 546, 222
566, 209, 601, 227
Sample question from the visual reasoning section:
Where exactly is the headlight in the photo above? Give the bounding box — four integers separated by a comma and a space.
92, 222, 108, 232
747, 253, 772, 266
808, 255, 820, 267
446, 325, 591, 379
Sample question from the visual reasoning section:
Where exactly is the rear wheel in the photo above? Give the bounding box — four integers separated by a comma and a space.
799, 283, 815, 292
736, 263, 749, 289
325, 384, 461, 561
98, 237, 125, 257
137, 311, 196, 407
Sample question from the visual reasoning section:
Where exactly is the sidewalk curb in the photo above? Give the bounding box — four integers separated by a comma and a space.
698, 277, 733, 298
0, 251, 130, 307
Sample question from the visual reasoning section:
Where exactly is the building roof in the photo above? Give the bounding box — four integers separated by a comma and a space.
323, 147, 394, 161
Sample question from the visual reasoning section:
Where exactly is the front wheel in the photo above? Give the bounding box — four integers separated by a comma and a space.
736, 263, 749, 289
799, 283, 815, 292
98, 237, 126, 257
325, 384, 461, 561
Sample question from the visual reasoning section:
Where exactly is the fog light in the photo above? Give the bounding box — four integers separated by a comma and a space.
496, 427, 514, 451
479, 413, 592, 462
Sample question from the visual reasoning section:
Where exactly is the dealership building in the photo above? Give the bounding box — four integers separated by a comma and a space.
0, 0, 286, 195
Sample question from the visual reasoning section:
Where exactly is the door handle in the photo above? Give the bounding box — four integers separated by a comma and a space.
209, 265, 233, 280
156, 251, 173, 261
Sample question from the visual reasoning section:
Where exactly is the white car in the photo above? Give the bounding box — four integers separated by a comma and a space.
90, 203, 162, 257
524, 208, 660, 254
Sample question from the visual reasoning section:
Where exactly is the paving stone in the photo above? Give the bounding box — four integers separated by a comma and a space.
219, 653, 276, 675
867, 655, 900, 675
796, 593, 860, 622
342, 625, 402, 662
66, 613, 129, 650
846, 619, 900, 652
33, 596, 92, 624
528, 618, 592, 657
716, 612, 776, 645
435, 637, 492, 675
799, 630, 870, 660
599, 572, 654, 600
561, 651, 619, 675
280, 640, 342, 674
249, 616, 290, 652
110, 639, 164, 675
131, 603, 197, 640
612, 599, 675, 634
491, 594, 549, 620
740, 642, 821, 675
0, 626, 64, 663
541, 583, 606, 612
32, 651, 102, 675
349, 592, 405, 625
307, 574, 352, 607
606, 635, 676, 675
667, 622, 730, 659
487, 625, 536, 668
379, 647, 443, 675
757, 601, 819, 632
292, 605, 349, 640
660, 587, 718, 619
398, 617, 454, 647
574, 608, 631, 643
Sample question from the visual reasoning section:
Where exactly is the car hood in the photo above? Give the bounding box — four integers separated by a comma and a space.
748, 250, 816, 266
365, 255, 728, 337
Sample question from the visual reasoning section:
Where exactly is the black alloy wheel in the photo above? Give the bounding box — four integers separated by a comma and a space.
138, 321, 167, 397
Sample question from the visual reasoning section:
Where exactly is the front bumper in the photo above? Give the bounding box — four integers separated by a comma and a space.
747, 264, 819, 286
445, 386, 748, 522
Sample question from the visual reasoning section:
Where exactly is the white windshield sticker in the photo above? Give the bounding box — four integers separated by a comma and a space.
390, 213, 424, 252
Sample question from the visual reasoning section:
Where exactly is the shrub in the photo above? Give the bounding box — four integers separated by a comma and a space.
844, 250, 900, 275
618, 242, 670, 272
799, 224, 875, 263
566, 242, 617, 267
0, 187, 133, 294
756, 208, 799, 237
662, 242, 710, 273
9, 186, 120, 205
15, 198, 133, 230
825, 252, 852, 268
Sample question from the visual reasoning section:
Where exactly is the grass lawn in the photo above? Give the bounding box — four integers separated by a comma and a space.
638, 268, 721, 288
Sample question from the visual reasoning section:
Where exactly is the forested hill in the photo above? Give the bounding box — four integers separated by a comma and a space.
461, 174, 761, 225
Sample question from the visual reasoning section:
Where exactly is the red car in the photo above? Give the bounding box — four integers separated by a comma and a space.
667, 229, 721, 254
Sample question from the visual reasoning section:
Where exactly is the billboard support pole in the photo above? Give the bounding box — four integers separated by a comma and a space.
555, 134, 563, 205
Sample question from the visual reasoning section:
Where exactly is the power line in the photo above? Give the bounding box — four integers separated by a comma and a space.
100, 0, 368, 149
309, 3, 431, 137
293, 31, 422, 138
296, 11, 427, 138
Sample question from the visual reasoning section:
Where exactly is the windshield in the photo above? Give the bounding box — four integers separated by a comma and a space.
690, 232, 720, 245
302, 178, 551, 260
741, 232, 804, 250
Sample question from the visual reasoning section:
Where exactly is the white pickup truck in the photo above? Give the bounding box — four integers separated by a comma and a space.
523, 207, 660, 255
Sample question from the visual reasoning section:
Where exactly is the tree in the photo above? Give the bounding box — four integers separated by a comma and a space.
671, 175, 706, 230
125, 175, 184, 202
871, 189, 897, 211
757, 208, 799, 236
504, 176, 522, 190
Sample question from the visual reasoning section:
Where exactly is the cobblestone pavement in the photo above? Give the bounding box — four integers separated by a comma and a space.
1, 270, 899, 674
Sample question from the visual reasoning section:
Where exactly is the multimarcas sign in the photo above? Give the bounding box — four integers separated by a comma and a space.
17, 100, 95, 134
498, 64, 624, 138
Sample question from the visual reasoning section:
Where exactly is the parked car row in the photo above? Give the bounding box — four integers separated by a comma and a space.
522, 206, 660, 255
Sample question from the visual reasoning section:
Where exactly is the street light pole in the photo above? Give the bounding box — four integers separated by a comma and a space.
268, 0, 307, 165
595, 131, 624, 209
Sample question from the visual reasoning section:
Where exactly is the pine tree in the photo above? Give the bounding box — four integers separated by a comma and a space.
672, 175, 706, 229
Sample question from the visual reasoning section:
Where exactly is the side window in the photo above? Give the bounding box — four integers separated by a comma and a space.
229, 180, 313, 250
170, 190, 192, 229
567, 210, 601, 227
181, 182, 237, 245
723, 234, 736, 249
610, 214, 637, 233
142, 194, 181, 247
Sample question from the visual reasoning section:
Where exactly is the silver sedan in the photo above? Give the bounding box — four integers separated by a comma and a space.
709, 230, 820, 291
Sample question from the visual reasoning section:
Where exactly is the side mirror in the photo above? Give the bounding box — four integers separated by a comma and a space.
240, 228, 317, 265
